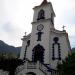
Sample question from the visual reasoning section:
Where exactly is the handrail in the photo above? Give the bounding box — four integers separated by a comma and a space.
39, 62, 58, 75
39, 62, 49, 75
25, 58, 31, 62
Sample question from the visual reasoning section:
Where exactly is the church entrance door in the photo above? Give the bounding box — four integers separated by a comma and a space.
32, 44, 45, 63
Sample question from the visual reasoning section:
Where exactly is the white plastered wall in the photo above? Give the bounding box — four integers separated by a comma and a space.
49, 31, 70, 69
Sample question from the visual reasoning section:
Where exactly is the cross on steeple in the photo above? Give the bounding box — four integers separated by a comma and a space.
62, 25, 66, 31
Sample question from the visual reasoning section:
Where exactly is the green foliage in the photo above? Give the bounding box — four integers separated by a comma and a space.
0, 55, 23, 75
0, 53, 17, 60
57, 53, 75, 75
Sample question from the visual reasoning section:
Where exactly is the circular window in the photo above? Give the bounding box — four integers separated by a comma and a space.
53, 37, 59, 43
37, 24, 44, 31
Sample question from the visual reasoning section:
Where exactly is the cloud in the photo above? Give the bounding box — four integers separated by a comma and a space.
51, 0, 75, 48
0, 0, 75, 47
2, 22, 15, 33
69, 35, 75, 48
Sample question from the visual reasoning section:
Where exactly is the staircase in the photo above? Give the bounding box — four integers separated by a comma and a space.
16, 59, 58, 75
25, 59, 58, 75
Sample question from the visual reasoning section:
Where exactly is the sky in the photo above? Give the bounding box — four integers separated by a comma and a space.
0, 0, 75, 48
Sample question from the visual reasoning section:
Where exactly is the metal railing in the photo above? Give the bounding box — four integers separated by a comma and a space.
39, 62, 50, 75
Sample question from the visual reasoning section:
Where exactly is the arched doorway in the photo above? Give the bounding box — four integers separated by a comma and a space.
32, 44, 45, 63
26, 72, 36, 75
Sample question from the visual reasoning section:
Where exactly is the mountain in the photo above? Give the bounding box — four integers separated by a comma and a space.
72, 47, 75, 52
0, 40, 21, 58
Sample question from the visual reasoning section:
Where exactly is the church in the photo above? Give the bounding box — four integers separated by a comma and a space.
15, 0, 71, 75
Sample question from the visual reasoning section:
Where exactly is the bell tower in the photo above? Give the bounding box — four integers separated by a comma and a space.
33, 0, 55, 29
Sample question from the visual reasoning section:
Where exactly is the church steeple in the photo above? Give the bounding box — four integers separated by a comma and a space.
41, 0, 48, 5
32, 0, 55, 29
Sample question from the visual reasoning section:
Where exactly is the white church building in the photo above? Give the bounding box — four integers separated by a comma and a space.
15, 0, 71, 75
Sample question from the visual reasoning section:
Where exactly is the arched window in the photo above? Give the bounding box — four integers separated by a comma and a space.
27, 40, 30, 46
51, 13, 54, 24
37, 9, 45, 20
52, 37, 61, 60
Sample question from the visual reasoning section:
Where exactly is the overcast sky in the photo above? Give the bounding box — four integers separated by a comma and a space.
0, 0, 75, 48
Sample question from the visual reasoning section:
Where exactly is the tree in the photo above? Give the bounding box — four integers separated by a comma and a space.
0, 55, 23, 75
57, 52, 75, 75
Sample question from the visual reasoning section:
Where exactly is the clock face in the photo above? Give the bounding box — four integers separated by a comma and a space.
37, 24, 44, 31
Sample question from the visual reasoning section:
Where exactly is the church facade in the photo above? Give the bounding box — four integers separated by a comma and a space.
16, 0, 71, 75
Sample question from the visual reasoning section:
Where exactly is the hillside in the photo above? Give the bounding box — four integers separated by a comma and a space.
72, 47, 75, 52
0, 40, 21, 58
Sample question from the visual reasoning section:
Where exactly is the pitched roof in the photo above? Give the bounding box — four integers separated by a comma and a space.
41, 0, 48, 5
